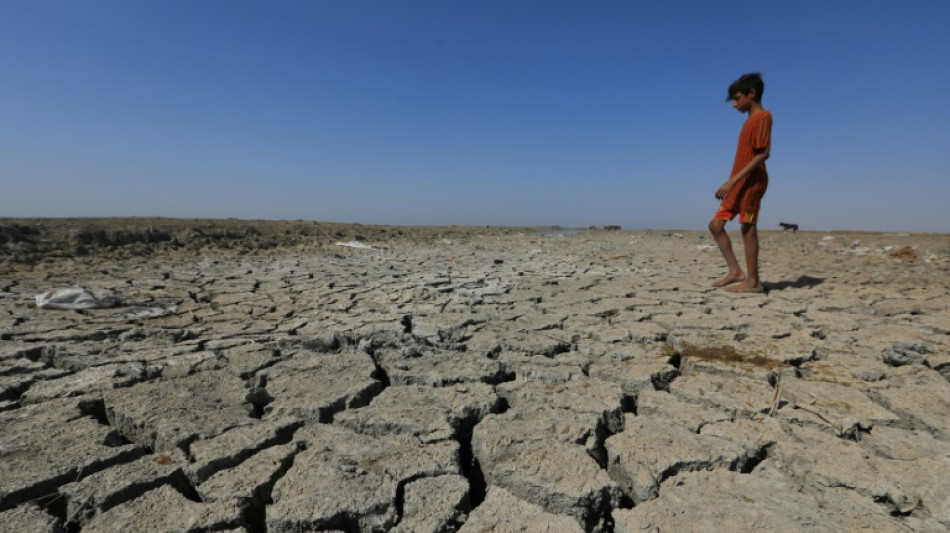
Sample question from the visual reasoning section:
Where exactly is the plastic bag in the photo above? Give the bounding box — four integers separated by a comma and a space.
35, 288, 120, 310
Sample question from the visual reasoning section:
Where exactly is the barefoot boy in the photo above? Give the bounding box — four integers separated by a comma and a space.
709, 72, 772, 293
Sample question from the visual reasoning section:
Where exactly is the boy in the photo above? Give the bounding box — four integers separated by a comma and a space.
709, 72, 772, 293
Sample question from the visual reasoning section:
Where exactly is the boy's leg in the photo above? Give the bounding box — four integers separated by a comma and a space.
726, 223, 764, 293
708, 218, 745, 287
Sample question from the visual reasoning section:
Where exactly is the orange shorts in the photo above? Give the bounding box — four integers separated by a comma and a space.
714, 177, 767, 224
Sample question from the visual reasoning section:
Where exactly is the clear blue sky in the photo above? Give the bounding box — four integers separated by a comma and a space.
2, 1, 948, 232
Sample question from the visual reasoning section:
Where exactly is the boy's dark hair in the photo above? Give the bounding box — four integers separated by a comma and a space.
727, 72, 764, 103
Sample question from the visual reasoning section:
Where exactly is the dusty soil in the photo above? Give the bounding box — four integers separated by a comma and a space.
2, 218, 949, 532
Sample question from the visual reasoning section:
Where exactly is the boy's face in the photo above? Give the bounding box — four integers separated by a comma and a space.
731, 90, 755, 112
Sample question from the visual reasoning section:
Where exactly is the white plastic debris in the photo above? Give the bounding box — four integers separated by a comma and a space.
35, 288, 120, 310
123, 306, 178, 320
335, 241, 375, 250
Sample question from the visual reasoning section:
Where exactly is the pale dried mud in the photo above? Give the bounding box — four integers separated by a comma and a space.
2, 218, 949, 532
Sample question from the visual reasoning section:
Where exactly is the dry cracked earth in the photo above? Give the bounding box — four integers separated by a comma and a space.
2, 218, 950, 532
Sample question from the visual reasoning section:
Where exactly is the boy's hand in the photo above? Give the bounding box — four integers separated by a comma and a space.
715, 182, 732, 200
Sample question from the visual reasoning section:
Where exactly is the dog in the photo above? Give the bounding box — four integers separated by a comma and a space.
779, 222, 799, 232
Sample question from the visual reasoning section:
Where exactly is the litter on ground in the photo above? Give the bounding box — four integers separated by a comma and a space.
35, 288, 120, 310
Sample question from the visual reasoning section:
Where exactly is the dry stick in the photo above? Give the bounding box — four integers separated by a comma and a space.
794, 405, 839, 430
768, 372, 784, 417
768, 372, 843, 431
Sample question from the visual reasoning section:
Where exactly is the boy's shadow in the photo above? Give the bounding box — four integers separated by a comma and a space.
764, 276, 824, 293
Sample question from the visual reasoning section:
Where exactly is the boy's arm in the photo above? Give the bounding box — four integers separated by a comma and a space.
715, 149, 770, 200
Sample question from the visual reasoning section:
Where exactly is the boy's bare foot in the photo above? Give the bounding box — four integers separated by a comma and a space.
725, 281, 764, 293
712, 273, 745, 287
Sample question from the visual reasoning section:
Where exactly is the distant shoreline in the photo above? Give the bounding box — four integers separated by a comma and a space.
2, 216, 943, 236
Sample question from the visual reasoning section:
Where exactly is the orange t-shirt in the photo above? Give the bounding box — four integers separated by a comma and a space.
721, 110, 772, 211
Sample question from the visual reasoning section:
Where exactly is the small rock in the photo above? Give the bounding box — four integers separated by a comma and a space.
882, 341, 928, 367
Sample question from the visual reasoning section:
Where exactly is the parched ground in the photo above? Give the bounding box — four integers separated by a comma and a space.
2, 218, 949, 532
